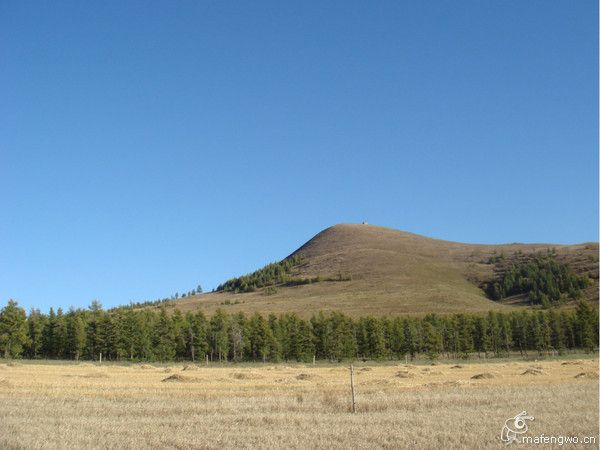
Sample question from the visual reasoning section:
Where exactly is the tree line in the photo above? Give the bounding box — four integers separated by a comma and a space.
216, 255, 352, 294
0, 299, 597, 362
216, 256, 302, 293
485, 253, 591, 307
125, 284, 204, 309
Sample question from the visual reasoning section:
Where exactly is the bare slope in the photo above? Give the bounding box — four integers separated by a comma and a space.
172, 224, 598, 317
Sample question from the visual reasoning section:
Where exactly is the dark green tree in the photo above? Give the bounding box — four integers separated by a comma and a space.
153, 307, 176, 361
25, 308, 45, 358
422, 321, 443, 360
0, 300, 29, 358
66, 309, 86, 360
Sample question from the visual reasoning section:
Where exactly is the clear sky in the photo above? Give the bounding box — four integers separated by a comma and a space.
1, 1, 597, 312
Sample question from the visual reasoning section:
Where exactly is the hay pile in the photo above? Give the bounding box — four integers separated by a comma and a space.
395, 370, 415, 379
471, 373, 495, 380
229, 372, 264, 380
296, 373, 318, 381
521, 368, 544, 376
574, 371, 598, 379
161, 374, 194, 383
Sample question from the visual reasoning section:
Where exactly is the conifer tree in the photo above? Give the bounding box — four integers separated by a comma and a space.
66, 310, 86, 360
25, 308, 45, 359
0, 299, 29, 358
455, 314, 474, 358
210, 309, 229, 362
171, 309, 188, 359
402, 318, 418, 360
53, 308, 68, 359
153, 307, 176, 361
575, 300, 597, 352
422, 321, 443, 360
548, 310, 565, 354
472, 316, 489, 358
85, 301, 104, 360
388, 317, 406, 359
187, 311, 209, 362
41, 307, 57, 358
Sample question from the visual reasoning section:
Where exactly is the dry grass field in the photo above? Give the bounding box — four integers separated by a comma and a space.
172, 224, 599, 318
0, 357, 597, 449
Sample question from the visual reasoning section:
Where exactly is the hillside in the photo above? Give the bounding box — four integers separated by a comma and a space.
169, 224, 598, 317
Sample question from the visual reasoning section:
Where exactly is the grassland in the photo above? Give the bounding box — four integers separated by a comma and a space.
170, 224, 598, 318
0, 357, 597, 449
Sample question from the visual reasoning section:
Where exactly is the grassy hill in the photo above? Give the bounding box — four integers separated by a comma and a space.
168, 224, 598, 317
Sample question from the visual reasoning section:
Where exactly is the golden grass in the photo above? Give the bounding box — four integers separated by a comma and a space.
0, 357, 597, 449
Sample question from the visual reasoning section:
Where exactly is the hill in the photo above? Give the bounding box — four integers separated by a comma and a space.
168, 224, 598, 317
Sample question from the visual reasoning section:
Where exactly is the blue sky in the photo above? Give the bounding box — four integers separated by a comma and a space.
1, 1, 597, 312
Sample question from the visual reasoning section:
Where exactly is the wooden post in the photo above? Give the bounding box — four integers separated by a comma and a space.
405, 355, 408, 365
313, 355, 316, 365
350, 364, 356, 413
99, 352, 102, 364
205, 354, 209, 366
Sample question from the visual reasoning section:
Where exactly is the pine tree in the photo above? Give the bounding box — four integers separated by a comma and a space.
310, 312, 328, 360
402, 318, 418, 360
0, 299, 29, 358
538, 311, 552, 354
120, 309, 139, 360
388, 317, 406, 359
135, 311, 154, 360
422, 321, 443, 360
153, 307, 176, 362
486, 311, 501, 356
548, 310, 565, 354
85, 301, 104, 360
510, 312, 528, 357
267, 313, 282, 361
560, 311, 576, 350
527, 313, 544, 355
455, 314, 473, 358
53, 308, 68, 359
575, 301, 597, 352
248, 313, 275, 362
327, 312, 356, 362
66, 310, 86, 360
41, 307, 56, 358
210, 309, 229, 362
228, 313, 247, 362
294, 318, 315, 362
171, 309, 188, 359
363, 316, 387, 360
98, 313, 117, 360
187, 311, 209, 362
472, 316, 489, 358
25, 308, 45, 358
497, 313, 513, 357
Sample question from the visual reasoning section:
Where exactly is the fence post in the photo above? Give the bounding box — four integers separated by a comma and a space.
350, 364, 356, 413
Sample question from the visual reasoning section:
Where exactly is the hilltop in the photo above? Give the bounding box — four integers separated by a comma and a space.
169, 224, 598, 317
